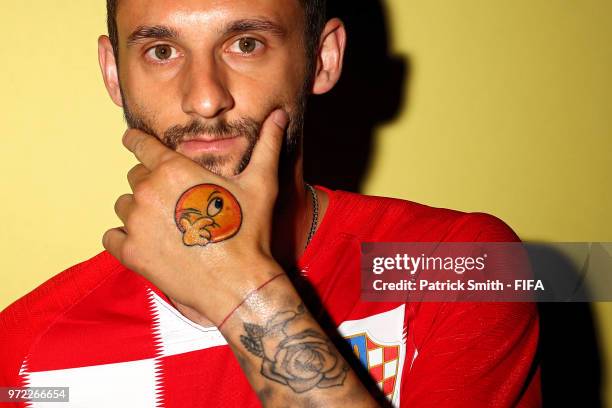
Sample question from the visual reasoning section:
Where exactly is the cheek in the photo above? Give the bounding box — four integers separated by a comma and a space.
224, 58, 306, 119
119, 60, 185, 129
226, 80, 302, 125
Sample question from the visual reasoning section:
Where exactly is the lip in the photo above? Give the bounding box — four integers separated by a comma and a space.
178, 135, 242, 154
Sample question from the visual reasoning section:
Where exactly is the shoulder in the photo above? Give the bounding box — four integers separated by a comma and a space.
318, 189, 538, 404
321, 188, 519, 242
0, 251, 124, 386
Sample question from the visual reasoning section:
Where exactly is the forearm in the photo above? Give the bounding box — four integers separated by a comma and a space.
217, 269, 379, 408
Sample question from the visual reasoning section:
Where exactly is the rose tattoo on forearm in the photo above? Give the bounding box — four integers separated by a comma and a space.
240, 303, 349, 393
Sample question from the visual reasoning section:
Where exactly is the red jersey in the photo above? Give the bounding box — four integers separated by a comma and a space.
0, 187, 540, 407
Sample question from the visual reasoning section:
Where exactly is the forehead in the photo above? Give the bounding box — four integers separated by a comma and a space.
116, 0, 304, 35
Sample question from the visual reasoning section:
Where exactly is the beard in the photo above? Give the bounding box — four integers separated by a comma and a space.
119, 87, 307, 177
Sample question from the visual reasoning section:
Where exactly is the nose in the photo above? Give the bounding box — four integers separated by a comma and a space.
181, 55, 234, 119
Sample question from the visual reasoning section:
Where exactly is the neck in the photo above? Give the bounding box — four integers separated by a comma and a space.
271, 153, 327, 271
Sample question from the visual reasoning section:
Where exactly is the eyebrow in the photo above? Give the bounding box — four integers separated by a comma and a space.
125, 18, 285, 47
222, 18, 287, 38
127, 25, 179, 46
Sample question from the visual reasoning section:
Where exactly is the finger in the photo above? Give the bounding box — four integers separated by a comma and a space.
123, 128, 179, 170
127, 164, 150, 191
102, 227, 128, 262
114, 193, 134, 225
242, 109, 288, 178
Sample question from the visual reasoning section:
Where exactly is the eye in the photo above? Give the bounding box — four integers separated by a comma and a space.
207, 197, 224, 217
227, 37, 264, 55
145, 44, 179, 62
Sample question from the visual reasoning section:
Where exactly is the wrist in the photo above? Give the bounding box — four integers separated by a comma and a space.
215, 272, 298, 334
192, 255, 285, 328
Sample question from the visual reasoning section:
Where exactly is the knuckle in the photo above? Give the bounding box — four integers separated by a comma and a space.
156, 158, 176, 176
127, 164, 144, 180
164, 152, 181, 164
127, 164, 138, 176
114, 194, 131, 213
131, 138, 145, 156
134, 136, 150, 154
157, 157, 186, 181
102, 230, 112, 250
132, 180, 154, 202
122, 209, 136, 230
113, 200, 121, 216
120, 241, 139, 270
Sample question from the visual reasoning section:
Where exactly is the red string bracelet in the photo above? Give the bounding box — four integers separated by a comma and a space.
217, 272, 285, 330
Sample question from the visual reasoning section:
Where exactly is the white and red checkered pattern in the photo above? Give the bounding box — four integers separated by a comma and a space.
365, 337, 400, 397
338, 305, 407, 407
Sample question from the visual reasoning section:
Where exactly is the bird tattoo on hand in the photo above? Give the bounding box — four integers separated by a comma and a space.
174, 184, 243, 247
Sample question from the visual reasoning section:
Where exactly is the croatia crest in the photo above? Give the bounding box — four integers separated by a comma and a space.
338, 305, 406, 407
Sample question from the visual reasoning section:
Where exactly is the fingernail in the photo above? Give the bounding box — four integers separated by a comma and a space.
272, 110, 289, 129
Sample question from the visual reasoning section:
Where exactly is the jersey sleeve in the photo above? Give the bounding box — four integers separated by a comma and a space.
401, 213, 541, 407
0, 252, 121, 389
0, 286, 53, 389
0, 289, 50, 408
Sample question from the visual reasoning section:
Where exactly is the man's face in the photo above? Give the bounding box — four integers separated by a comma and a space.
114, 0, 309, 176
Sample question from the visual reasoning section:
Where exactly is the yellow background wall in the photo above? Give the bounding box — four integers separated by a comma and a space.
1, 0, 610, 404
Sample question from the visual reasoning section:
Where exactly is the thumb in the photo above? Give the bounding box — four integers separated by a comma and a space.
243, 109, 289, 178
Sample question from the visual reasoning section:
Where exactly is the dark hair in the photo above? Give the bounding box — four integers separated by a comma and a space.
106, 0, 327, 73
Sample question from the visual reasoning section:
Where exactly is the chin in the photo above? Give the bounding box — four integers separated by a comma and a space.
187, 153, 244, 177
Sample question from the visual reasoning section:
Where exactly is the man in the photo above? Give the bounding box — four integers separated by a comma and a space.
0, 0, 540, 407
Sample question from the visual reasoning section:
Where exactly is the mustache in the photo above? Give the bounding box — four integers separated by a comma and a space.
162, 118, 261, 150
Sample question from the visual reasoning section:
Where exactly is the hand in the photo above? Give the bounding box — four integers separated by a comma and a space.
103, 109, 289, 326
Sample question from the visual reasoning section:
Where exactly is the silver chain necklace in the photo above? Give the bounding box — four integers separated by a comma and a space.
304, 183, 319, 248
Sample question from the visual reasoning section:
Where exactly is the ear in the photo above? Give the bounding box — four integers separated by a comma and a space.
311, 18, 347, 95
98, 35, 123, 107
